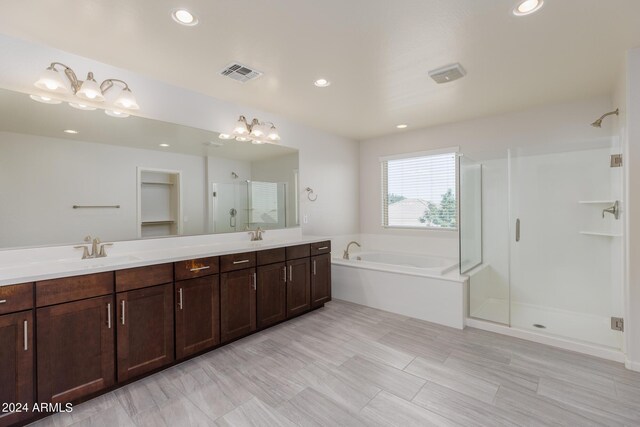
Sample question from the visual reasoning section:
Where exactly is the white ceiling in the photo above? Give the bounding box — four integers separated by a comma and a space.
0, 88, 297, 161
0, 0, 639, 140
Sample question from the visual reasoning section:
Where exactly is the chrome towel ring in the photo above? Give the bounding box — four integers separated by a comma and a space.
305, 187, 318, 202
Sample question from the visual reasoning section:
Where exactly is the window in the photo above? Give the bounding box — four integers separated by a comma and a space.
381, 151, 457, 229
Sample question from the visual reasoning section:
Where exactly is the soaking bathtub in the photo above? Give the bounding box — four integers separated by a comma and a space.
332, 250, 468, 329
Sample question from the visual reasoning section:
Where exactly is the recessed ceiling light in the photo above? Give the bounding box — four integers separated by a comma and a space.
105, 110, 130, 118
513, 0, 544, 16
218, 133, 234, 140
30, 94, 62, 105
159, 143, 170, 147
171, 9, 198, 26
314, 78, 331, 87
63, 129, 78, 134
396, 124, 408, 129
68, 102, 97, 111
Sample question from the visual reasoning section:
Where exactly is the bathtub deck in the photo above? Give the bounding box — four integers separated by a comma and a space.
29, 300, 640, 427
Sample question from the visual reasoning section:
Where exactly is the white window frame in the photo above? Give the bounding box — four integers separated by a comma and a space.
380, 147, 459, 231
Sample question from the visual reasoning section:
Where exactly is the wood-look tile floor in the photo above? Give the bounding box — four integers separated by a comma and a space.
30, 300, 640, 427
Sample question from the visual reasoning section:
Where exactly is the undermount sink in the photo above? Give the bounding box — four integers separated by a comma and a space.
59, 255, 141, 269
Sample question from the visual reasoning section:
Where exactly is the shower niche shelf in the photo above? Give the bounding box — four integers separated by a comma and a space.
579, 231, 622, 237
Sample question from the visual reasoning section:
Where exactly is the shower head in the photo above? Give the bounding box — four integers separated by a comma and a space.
591, 108, 619, 128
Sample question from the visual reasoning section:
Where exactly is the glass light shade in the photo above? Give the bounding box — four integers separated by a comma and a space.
267, 125, 280, 141
77, 78, 105, 102
513, 0, 543, 15
113, 88, 139, 110
233, 117, 249, 135
105, 109, 130, 118
250, 123, 268, 138
235, 136, 251, 142
34, 68, 68, 93
29, 94, 62, 105
218, 133, 233, 140
68, 102, 97, 111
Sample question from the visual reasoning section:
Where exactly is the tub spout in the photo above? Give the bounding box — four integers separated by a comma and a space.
343, 241, 361, 260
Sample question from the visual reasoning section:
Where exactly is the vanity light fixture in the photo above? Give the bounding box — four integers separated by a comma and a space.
513, 0, 544, 16
159, 143, 170, 147
29, 94, 62, 105
33, 62, 140, 113
63, 129, 79, 134
171, 9, 198, 26
314, 78, 331, 88
230, 116, 281, 144
218, 133, 234, 140
396, 124, 408, 129
69, 102, 97, 111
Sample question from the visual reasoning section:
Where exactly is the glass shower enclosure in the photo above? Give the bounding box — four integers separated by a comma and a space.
461, 137, 624, 350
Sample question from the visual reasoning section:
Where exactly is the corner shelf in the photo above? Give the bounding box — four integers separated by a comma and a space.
579, 231, 622, 237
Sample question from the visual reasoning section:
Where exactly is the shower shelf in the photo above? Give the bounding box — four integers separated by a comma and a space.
579, 231, 622, 237
578, 200, 616, 204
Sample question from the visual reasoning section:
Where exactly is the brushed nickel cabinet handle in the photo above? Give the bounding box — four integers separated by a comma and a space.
253, 273, 257, 291
121, 300, 126, 325
190, 266, 210, 272
233, 259, 250, 265
289, 265, 292, 282
515, 218, 521, 242
317, 246, 329, 250
282, 266, 287, 282
107, 303, 112, 329
178, 288, 184, 310
313, 260, 317, 276
0, 299, 6, 304
23, 320, 28, 351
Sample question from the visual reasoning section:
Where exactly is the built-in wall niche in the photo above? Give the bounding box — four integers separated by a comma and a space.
0, 87, 300, 249
138, 169, 182, 238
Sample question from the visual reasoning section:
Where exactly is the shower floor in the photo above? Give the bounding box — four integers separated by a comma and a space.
471, 298, 622, 349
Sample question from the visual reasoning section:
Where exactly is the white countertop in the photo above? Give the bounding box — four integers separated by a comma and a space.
0, 232, 329, 286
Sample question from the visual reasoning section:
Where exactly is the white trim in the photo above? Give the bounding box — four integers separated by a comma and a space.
379, 146, 460, 162
625, 358, 640, 372
466, 317, 625, 363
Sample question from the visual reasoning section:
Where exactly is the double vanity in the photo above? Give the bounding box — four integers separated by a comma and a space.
0, 236, 331, 427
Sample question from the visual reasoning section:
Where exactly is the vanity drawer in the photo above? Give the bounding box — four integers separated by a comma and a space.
175, 257, 219, 281
36, 272, 113, 307
220, 252, 256, 272
257, 248, 286, 266
0, 282, 33, 314
310, 241, 331, 256
286, 244, 310, 260
116, 263, 173, 292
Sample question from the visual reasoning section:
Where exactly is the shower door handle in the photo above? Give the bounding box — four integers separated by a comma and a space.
515, 218, 521, 242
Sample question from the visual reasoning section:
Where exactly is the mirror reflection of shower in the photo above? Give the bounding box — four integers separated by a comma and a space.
212, 180, 289, 233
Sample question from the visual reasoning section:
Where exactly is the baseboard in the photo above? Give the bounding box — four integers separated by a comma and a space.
625, 358, 640, 372
466, 317, 626, 364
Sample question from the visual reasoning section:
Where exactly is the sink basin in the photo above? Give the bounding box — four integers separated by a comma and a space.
59, 255, 141, 269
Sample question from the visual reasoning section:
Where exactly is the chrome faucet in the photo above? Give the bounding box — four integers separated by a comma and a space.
74, 236, 113, 259
248, 227, 265, 241
343, 241, 361, 259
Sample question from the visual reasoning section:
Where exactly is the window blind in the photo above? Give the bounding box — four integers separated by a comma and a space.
381, 152, 457, 229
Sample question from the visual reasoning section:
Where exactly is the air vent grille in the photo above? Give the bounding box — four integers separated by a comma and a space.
429, 63, 466, 84
219, 62, 263, 83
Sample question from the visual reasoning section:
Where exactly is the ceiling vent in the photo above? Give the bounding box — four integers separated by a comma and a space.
429, 63, 466, 84
219, 62, 263, 83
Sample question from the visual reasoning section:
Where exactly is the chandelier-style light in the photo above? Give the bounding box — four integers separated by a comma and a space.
32, 62, 139, 117
222, 115, 280, 144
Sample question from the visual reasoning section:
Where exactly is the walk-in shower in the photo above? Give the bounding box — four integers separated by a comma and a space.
460, 137, 624, 350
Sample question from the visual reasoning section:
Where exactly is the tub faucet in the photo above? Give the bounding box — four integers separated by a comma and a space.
343, 241, 361, 259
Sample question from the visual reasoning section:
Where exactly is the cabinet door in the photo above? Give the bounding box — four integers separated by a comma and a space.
257, 262, 286, 329
220, 268, 256, 343
175, 275, 220, 359
37, 296, 114, 403
0, 311, 33, 427
311, 254, 332, 308
117, 284, 174, 382
286, 258, 311, 318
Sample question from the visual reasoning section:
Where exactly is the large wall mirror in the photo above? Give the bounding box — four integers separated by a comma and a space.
0, 88, 299, 249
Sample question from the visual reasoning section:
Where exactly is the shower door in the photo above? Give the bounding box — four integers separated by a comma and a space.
509, 139, 624, 349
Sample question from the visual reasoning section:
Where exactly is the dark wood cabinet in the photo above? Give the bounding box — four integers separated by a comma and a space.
0, 310, 33, 427
37, 295, 114, 403
117, 283, 174, 382
256, 262, 287, 329
175, 275, 220, 359
286, 258, 311, 318
220, 268, 256, 343
311, 254, 332, 307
